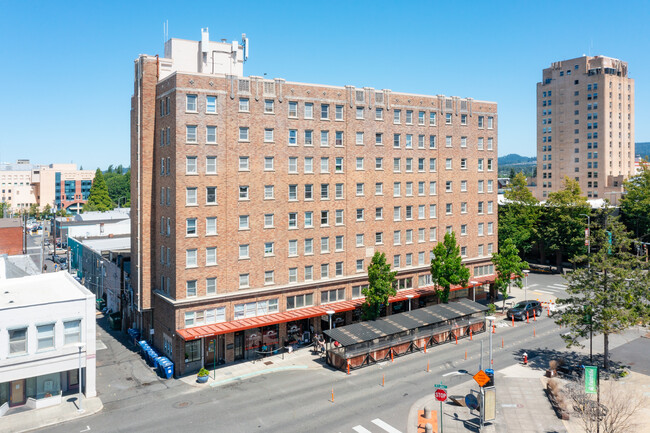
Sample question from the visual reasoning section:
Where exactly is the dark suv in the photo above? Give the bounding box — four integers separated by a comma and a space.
507, 300, 542, 321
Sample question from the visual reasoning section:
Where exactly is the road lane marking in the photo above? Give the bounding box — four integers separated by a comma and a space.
352, 426, 373, 433
533, 290, 553, 294
371, 418, 402, 433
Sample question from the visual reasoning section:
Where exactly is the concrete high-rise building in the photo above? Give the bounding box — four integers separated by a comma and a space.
535, 56, 635, 200
0, 160, 95, 213
131, 29, 499, 375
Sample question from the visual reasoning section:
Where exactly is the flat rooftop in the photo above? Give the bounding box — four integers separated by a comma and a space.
71, 236, 131, 253
0, 271, 91, 310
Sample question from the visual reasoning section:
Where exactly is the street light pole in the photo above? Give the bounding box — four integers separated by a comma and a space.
75, 342, 85, 412
523, 270, 530, 302
326, 310, 335, 343
486, 316, 495, 367
470, 280, 478, 302
580, 213, 591, 267
406, 294, 414, 311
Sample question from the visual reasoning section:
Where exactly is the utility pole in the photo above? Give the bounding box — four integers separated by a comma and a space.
40, 226, 45, 273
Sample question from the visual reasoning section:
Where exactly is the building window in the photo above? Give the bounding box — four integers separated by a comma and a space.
304, 103, 313, 119
206, 126, 217, 144
304, 265, 314, 281
206, 278, 217, 295
288, 267, 298, 282
186, 249, 197, 267
264, 128, 274, 142
186, 187, 197, 206
239, 274, 249, 288
264, 270, 275, 285
206, 186, 217, 204
37, 324, 55, 351
186, 94, 197, 112
287, 293, 314, 310
264, 185, 275, 200
206, 217, 217, 235
63, 320, 81, 346
335, 105, 343, 120
239, 127, 249, 142
206, 95, 217, 113
186, 125, 197, 143
264, 99, 275, 114
376, 108, 383, 120
206, 247, 217, 265
186, 280, 197, 297
186, 156, 197, 174
356, 132, 364, 145
288, 101, 298, 117
206, 156, 217, 174
288, 130, 297, 145
186, 218, 197, 236
239, 215, 250, 230
445, 113, 452, 124
239, 98, 250, 112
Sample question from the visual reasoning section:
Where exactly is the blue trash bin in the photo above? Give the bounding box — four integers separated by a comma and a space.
163, 361, 174, 379
156, 357, 168, 376
145, 349, 157, 366
153, 356, 165, 370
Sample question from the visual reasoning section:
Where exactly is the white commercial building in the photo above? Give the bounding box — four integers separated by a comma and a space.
0, 272, 96, 414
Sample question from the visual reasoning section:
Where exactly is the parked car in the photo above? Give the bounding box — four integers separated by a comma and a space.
507, 300, 542, 321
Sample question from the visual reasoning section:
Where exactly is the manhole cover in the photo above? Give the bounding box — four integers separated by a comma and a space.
173, 401, 192, 409
125, 377, 133, 381
264, 361, 273, 365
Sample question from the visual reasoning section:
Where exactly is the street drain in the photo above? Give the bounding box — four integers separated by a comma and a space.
173, 401, 193, 409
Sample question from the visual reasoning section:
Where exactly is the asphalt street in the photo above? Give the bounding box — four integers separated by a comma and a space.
43, 290, 574, 433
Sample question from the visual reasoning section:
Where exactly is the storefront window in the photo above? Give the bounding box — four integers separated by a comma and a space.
184, 340, 201, 363
286, 319, 311, 344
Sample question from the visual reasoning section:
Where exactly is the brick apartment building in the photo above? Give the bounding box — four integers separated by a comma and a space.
131, 29, 498, 375
534, 56, 635, 200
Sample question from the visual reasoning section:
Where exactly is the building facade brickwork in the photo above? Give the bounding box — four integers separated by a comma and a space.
132, 30, 499, 375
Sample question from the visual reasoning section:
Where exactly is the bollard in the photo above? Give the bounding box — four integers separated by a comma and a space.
427, 361, 430, 372
390, 350, 394, 363
470, 329, 473, 340
331, 388, 334, 403
534, 310, 537, 322
424, 343, 427, 353
465, 350, 467, 360
455, 333, 458, 344
425, 423, 433, 433
547, 307, 550, 317
424, 405, 433, 419
382, 374, 385, 387
492, 324, 496, 334
347, 360, 350, 375
512, 316, 515, 327
526, 311, 529, 324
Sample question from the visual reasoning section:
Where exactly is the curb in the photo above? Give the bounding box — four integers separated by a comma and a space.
10, 399, 103, 433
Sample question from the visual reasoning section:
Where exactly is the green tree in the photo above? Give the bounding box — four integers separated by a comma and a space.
430, 231, 470, 303
104, 167, 131, 207
42, 204, 52, 218
620, 163, 650, 239
540, 177, 590, 269
556, 210, 649, 370
84, 169, 114, 212
28, 203, 40, 218
492, 238, 529, 311
0, 201, 9, 217
508, 167, 516, 179
361, 252, 397, 320
56, 208, 68, 217
499, 172, 540, 255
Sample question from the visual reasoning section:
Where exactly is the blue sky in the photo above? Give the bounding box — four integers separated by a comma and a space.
1, 0, 648, 170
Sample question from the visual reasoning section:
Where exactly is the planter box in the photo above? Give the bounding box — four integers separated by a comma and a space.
197, 375, 209, 384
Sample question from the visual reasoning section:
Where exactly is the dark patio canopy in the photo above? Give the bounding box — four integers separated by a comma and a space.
322, 299, 488, 372
324, 298, 487, 347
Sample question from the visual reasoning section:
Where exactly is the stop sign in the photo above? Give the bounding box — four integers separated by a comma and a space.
435, 388, 447, 402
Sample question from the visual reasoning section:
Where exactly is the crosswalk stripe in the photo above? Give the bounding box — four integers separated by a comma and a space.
371, 418, 403, 433
550, 284, 567, 289
528, 283, 539, 288
352, 426, 373, 433
534, 290, 554, 294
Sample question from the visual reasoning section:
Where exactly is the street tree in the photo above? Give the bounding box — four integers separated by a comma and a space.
492, 238, 529, 311
556, 209, 650, 370
28, 203, 40, 218
362, 252, 397, 320
42, 204, 52, 218
498, 172, 540, 255
84, 169, 114, 212
619, 162, 650, 239
539, 177, 590, 269
430, 231, 470, 303
104, 167, 130, 207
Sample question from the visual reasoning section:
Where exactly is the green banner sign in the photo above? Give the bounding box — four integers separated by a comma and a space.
584, 366, 597, 394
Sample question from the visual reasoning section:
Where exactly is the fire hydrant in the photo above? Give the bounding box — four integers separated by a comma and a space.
523, 352, 528, 365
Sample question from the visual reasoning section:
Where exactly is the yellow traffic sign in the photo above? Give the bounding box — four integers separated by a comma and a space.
473, 370, 490, 387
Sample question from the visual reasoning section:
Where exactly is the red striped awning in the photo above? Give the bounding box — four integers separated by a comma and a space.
176, 275, 495, 341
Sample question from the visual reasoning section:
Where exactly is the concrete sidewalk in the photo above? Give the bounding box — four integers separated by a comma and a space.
407, 362, 567, 433
178, 344, 323, 388
2, 396, 103, 433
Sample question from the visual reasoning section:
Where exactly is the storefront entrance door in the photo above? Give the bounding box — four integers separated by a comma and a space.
10, 380, 26, 406
234, 332, 244, 361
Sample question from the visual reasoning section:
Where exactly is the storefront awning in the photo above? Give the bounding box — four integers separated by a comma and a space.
176, 275, 495, 341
